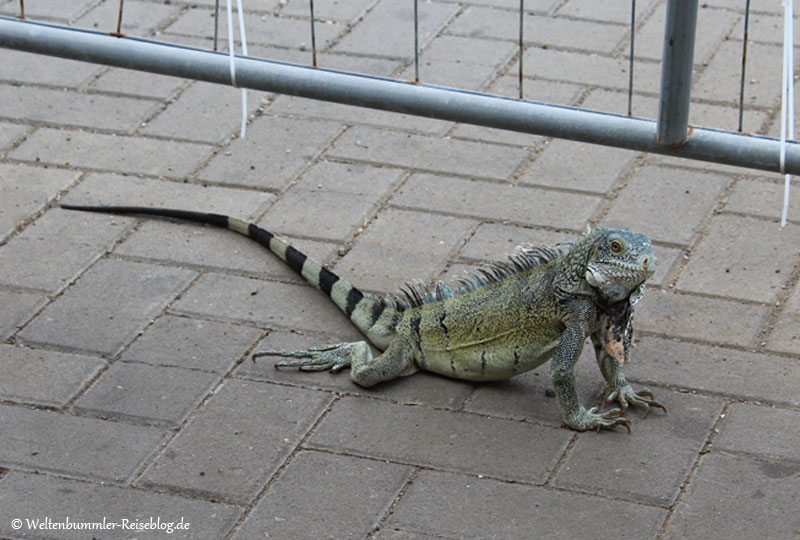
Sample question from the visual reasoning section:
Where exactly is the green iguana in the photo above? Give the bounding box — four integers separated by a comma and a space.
61, 204, 665, 432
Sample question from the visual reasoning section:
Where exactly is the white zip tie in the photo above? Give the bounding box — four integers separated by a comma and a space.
225, 0, 248, 138
780, 0, 794, 227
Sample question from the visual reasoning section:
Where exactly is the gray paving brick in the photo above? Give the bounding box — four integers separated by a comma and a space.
0, 50, 101, 87
232, 450, 411, 540
75, 362, 220, 427
0, 208, 135, 292
725, 178, 800, 219
334, 208, 477, 292
520, 138, 637, 193
387, 470, 665, 539
0, 403, 167, 482
768, 282, 800, 355
18, 258, 196, 356
197, 115, 342, 189
0, 471, 242, 540
715, 403, 800, 461
393, 174, 601, 230
556, 0, 658, 24
89, 68, 188, 99
553, 391, 723, 506
334, 0, 459, 58
122, 314, 263, 373
664, 453, 800, 540
329, 126, 530, 180
0, 86, 156, 132
259, 161, 404, 242
138, 379, 332, 504
458, 223, 576, 262
75, 0, 180, 35
307, 396, 573, 483
280, 0, 375, 21
0, 163, 80, 239
239, 328, 474, 408
63, 173, 273, 216
0, 290, 45, 341
11, 128, 213, 177
677, 215, 800, 303
696, 41, 783, 105
0, 0, 96, 21
0, 121, 28, 153
636, 290, 768, 347
142, 83, 261, 143
171, 272, 360, 337
628, 337, 800, 407
603, 166, 731, 245
0, 345, 105, 408
448, 7, 629, 53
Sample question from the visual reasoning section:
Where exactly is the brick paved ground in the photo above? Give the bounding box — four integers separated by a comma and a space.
1, 0, 799, 539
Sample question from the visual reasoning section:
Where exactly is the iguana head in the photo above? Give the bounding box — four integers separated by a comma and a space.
584, 226, 656, 303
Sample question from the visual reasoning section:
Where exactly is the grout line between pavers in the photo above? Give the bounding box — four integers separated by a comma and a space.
372, 466, 423, 537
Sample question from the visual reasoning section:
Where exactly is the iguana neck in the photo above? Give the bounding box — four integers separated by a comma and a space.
552, 229, 603, 297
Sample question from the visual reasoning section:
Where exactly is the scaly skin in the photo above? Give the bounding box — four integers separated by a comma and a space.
62, 205, 664, 432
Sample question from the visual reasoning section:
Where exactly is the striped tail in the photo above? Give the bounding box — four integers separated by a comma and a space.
60, 204, 398, 350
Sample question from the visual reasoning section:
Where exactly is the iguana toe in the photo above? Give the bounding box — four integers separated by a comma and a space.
254, 342, 367, 373
566, 407, 631, 433
605, 385, 667, 418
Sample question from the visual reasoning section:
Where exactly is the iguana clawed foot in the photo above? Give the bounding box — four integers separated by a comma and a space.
564, 406, 631, 433
604, 385, 667, 418
255, 342, 366, 373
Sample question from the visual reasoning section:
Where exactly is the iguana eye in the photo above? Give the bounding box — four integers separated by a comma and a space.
610, 239, 623, 253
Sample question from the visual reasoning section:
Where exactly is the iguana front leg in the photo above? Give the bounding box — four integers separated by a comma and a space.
591, 331, 666, 417
549, 307, 630, 432
256, 336, 418, 387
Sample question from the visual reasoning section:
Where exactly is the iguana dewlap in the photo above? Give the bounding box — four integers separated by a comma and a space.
62, 204, 665, 432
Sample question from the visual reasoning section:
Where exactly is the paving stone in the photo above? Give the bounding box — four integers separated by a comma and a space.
232, 450, 411, 540
448, 7, 629, 53
329, 126, 530, 180
520, 138, 637, 193
696, 41, 783, 105
238, 328, 474, 408
334, 208, 477, 292
0, 121, 27, 152
75, 0, 181, 35
715, 403, 800, 461
62, 173, 272, 217
768, 282, 800, 355
279, 0, 376, 21
0, 208, 135, 292
259, 160, 404, 242
458, 223, 576, 262
138, 379, 332, 504
0, 290, 45, 341
0, 0, 96, 21
171, 273, 360, 337
603, 165, 731, 245
628, 337, 800, 407
556, 0, 658, 24
725, 178, 800, 219
334, 0, 459, 58
113, 219, 338, 281
399, 34, 517, 90
0, 344, 105, 408
553, 391, 723, 506
18, 258, 197, 356
89, 68, 188, 99
122, 314, 264, 373
11, 128, 213, 177
636, 289, 768, 347
197, 115, 342, 190
307, 396, 573, 483
74, 362, 220, 427
664, 452, 800, 540
678, 215, 800, 303
0, 50, 101, 87
0, 471, 242, 540
142, 83, 261, 143
0, 163, 80, 239
387, 469, 665, 539
0, 404, 167, 482
462, 347, 609, 427
395, 173, 601, 230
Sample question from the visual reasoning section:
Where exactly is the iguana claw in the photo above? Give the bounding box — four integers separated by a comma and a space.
605, 385, 667, 418
254, 343, 363, 373
565, 406, 631, 433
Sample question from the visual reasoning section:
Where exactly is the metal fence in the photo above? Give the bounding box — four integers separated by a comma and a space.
1, 0, 798, 175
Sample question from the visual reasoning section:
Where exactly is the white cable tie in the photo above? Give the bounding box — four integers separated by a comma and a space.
780, 0, 794, 227
225, 0, 236, 88
236, 0, 247, 138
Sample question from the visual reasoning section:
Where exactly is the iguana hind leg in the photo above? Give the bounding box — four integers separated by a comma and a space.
256, 337, 418, 388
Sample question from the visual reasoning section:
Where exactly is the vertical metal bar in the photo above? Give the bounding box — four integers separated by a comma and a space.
627, 0, 636, 116
519, 0, 524, 99
738, 0, 751, 132
309, 0, 317, 67
213, 0, 220, 51
114, 0, 124, 35
18, 0, 24, 19
414, 0, 420, 83
656, 0, 699, 145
